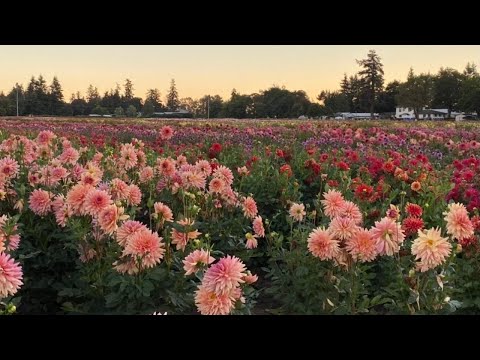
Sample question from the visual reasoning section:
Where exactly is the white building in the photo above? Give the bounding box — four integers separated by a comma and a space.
395, 107, 461, 120
455, 113, 478, 121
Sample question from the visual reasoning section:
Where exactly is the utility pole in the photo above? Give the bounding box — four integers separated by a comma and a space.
15, 83, 19, 116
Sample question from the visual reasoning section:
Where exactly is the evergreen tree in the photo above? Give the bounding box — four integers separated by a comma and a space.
166, 79, 180, 111
356, 50, 384, 118
49, 76, 64, 115
145, 88, 163, 111
124, 79, 134, 99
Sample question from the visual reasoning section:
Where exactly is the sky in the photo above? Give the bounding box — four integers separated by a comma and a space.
1, 45, 479, 102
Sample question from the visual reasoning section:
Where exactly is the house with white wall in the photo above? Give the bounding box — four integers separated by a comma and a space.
395, 107, 461, 120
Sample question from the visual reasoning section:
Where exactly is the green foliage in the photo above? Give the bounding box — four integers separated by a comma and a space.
396, 68, 435, 120
126, 105, 138, 118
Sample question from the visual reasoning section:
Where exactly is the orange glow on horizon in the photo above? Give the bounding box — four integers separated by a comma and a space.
0, 45, 479, 102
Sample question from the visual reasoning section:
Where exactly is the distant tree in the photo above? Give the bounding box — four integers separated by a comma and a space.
126, 105, 137, 117
47, 76, 65, 115
396, 68, 434, 120
459, 74, 480, 116
166, 79, 180, 111
114, 106, 125, 117
347, 75, 370, 112
145, 88, 163, 111
340, 73, 353, 112
24, 75, 50, 115
86, 84, 101, 113
290, 90, 311, 117
179, 97, 199, 116
6, 85, 25, 116
317, 90, 349, 115
223, 89, 251, 118
463, 62, 478, 79
198, 95, 224, 118
432, 67, 464, 118
375, 80, 401, 113
92, 105, 108, 115
340, 73, 350, 94
101, 87, 123, 113
124, 79, 134, 100
111, 85, 122, 109
101, 91, 112, 112
248, 93, 266, 118
306, 103, 326, 118
0, 92, 10, 116
130, 98, 143, 113
70, 92, 88, 116
142, 101, 155, 117
50, 76, 63, 102
356, 49, 384, 118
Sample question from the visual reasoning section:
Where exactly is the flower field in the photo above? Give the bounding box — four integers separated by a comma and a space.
1, 117, 480, 315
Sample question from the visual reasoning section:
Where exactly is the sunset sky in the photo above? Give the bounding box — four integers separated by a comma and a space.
1, 45, 479, 102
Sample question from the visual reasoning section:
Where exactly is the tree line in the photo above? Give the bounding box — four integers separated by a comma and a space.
0, 76, 323, 118
1, 50, 480, 119
318, 50, 480, 120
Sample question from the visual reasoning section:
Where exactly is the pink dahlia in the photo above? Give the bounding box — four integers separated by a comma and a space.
98, 205, 128, 235
84, 189, 112, 216
36, 130, 56, 145
124, 229, 165, 269
58, 147, 80, 165
346, 228, 377, 262
321, 189, 346, 218
243, 271, 258, 284
289, 203, 306, 222
385, 204, 401, 221
160, 126, 174, 141
307, 227, 340, 260
116, 220, 147, 247
195, 285, 234, 315
153, 202, 174, 224
242, 196, 258, 219
209, 177, 226, 194
371, 217, 405, 256
29, 189, 53, 216
0, 252, 23, 298
202, 255, 247, 295
139, 166, 154, 183
340, 201, 363, 225
444, 203, 474, 241
120, 143, 138, 170
182, 249, 215, 276
329, 216, 359, 241
181, 170, 206, 190
110, 178, 130, 201
0, 157, 19, 179
66, 183, 93, 215
195, 160, 212, 177
126, 184, 142, 206
156, 158, 176, 178
213, 165, 234, 186
411, 227, 452, 272
252, 215, 265, 238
